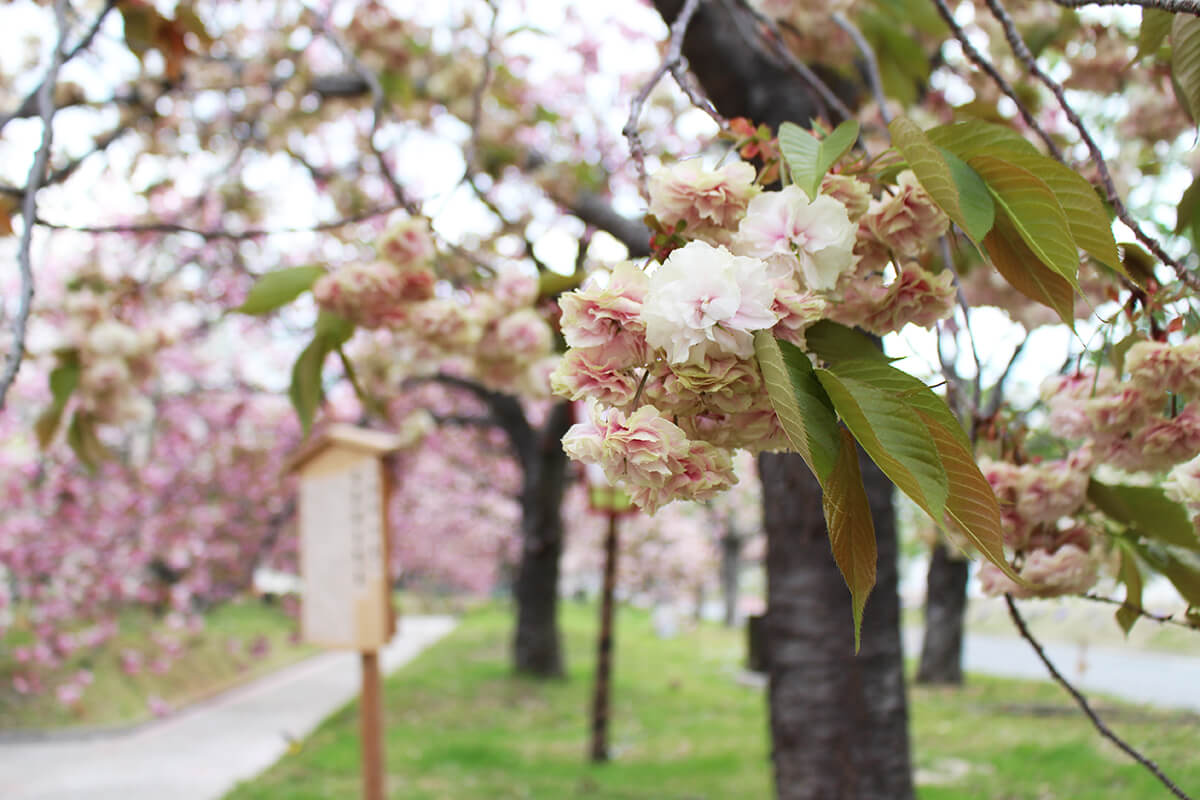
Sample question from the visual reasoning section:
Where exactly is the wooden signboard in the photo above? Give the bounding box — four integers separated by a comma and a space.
291, 425, 401, 649
288, 423, 408, 800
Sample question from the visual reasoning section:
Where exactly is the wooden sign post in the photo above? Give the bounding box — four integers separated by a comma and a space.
289, 424, 407, 800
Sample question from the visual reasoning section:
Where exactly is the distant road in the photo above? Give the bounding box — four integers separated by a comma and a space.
0, 615, 457, 800
904, 628, 1200, 712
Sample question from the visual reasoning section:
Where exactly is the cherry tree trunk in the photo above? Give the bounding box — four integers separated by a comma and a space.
512, 401, 573, 677
916, 542, 970, 685
759, 451, 914, 800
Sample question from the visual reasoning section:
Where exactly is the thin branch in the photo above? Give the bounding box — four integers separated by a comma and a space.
464, 0, 501, 182
928, 0, 1064, 161
34, 202, 410, 240
833, 12, 891, 126
940, 238, 983, 413
1048, 0, 1200, 14
984, 334, 1030, 419
0, 0, 117, 134
1, 0, 69, 410
624, 0, 707, 199
1005, 595, 1195, 800
306, 4, 416, 214
981, 0, 1200, 292
1079, 593, 1200, 631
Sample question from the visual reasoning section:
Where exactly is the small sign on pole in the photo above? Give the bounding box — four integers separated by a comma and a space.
289, 423, 408, 800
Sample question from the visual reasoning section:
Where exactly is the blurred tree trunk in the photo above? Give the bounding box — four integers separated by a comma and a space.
916, 542, 969, 685
719, 528, 741, 627
760, 453, 914, 800
512, 401, 573, 677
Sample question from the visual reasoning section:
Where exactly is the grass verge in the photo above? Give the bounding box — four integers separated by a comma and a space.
0, 598, 312, 731
228, 602, 1200, 799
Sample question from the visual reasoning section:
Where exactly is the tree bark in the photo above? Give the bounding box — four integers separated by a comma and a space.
916, 541, 970, 685
512, 400, 573, 677
589, 511, 621, 761
646, 2, 914, 796
760, 451, 914, 800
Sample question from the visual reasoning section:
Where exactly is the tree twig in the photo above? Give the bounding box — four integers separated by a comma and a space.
1005, 594, 1195, 800
833, 12, 891, 126
928, 0, 1064, 160
0, 0, 117, 134
981, 0, 1200, 292
1079, 593, 1200, 631
1047, 0, 1200, 14
623, 0, 707, 199
0, 0, 69, 410
34, 202, 411, 241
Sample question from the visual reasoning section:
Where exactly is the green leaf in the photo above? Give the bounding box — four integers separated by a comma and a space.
914, 409, 1020, 583
926, 119, 1039, 159
234, 266, 326, 315
66, 413, 108, 470
754, 331, 841, 483
1136, 9, 1172, 64
938, 149, 994, 242
289, 338, 328, 435
968, 155, 1080, 286
1175, 175, 1200, 247
822, 427, 877, 652
826, 358, 970, 450
803, 320, 894, 365
35, 359, 81, 448
816, 369, 949, 521
980, 150, 1120, 272
1088, 479, 1200, 551
1115, 541, 1145, 635
1171, 14, 1200, 124
889, 117, 969, 241
1111, 331, 1147, 378
778, 120, 860, 199
1123, 537, 1200, 606
315, 310, 355, 346
983, 209, 1076, 328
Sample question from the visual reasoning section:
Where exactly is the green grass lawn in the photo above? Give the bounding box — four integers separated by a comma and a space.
0, 597, 312, 731
228, 601, 1200, 799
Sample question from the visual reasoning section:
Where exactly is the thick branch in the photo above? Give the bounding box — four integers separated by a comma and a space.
1005, 595, 1195, 800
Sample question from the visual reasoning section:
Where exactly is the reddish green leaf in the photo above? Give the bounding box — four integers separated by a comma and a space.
983, 210, 1076, 328
1172, 15, 1200, 125
915, 409, 1020, 583
754, 331, 841, 483
822, 427, 877, 652
816, 369, 949, 521
968, 155, 1080, 285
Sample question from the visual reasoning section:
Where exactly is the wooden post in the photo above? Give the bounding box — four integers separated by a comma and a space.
360, 650, 385, 800
589, 510, 620, 763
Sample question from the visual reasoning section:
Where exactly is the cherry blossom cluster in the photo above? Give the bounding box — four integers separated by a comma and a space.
554, 157, 957, 513
1043, 338, 1200, 473
313, 217, 438, 328
317, 214, 559, 398
55, 287, 165, 428
973, 448, 1100, 598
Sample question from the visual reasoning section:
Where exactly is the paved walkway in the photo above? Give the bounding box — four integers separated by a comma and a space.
904, 628, 1200, 712
0, 615, 456, 800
